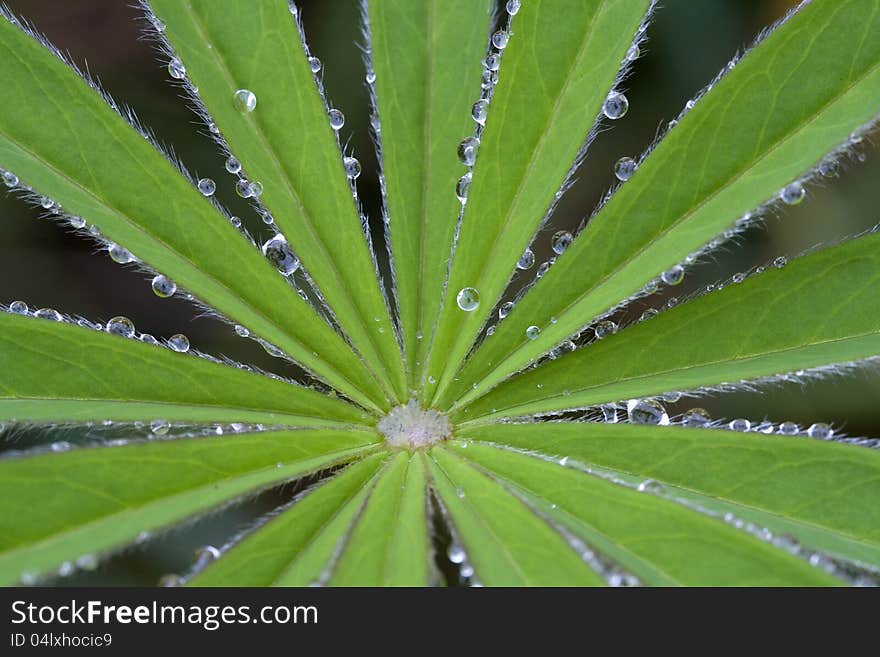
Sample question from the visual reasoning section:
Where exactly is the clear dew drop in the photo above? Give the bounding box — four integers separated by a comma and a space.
471, 99, 489, 125
2, 171, 19, 187
150, 419, 170, 435
637, 479, 663, 493
365, 68, 376, 84
108, 243, 135, 264
627, 398, 669, 425
778, 421, 799, 435
729, 418, 751, 432
150, 16, 166, 33
234, 324, 250, 338
233, 89, 257, 113
194, 545, 221, 565
492, 30, 510, 50
626, 44, 640, 61
262, 235, 300, 276
483, 53, 501, 72
603, 91, 629, 120
343, 156, 361, 180
456, 287, 480, 312
661, 264, 685, 286
230, 215, 242, 228
525, 325, 541, 340
151, 274, 177, 298
249, 181, 263, 197
536, 260, 553, 278
9, 300, 28, 315
662, 390, 682, 403
106, 316, 135, 338
68, 215, 86, 229
168, 334, 190, 353
328, 108, 345, 131
551, 231, 573, 255
141, 333, 159, 345
517, 248, 535, 270
456, 173, 472, 202
167, 57, 186, 80
225, 155, 241, 174
76, 553, 98, 571
807, 422, 833, 440
236, 178, 254, 198
774, 256, 787, 269
39, 196, 54, 210
506, 0, 521, 15
614, 156, 637, 181
819, 159, 839, 178
197, 177, 216, 196
682, 407, 711, 427
481, 69, 498, 90
499, 301, 514, 319
457, 136, 480, 166
308, 56, 322, 74
594, 319, 617, 339
780, 182, 805, 205
448, 545, 466, 564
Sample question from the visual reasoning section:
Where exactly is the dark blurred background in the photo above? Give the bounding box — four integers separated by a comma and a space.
2, 1, 878, 584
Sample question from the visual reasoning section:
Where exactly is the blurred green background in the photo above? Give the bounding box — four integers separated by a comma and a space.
1, 1, 878, 584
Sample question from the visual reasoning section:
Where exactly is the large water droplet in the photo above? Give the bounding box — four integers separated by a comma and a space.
661, 264, 684, 286
603, 92, 629, 119
807, 422, 833, 440
614, 156, 637, 181
778, 421, 799, 435
233, 89, 257, 113
151, 275, 177, 298
456, 173, 472, 202
262, 235, 300, 276
551, 231, 572, 255
594, 320, 617, 339
2, 171, 18, 187
682, 407, 711, 427
729, 418, 751, 432
471, 99, 489, 125
343, 156, 361, 180
517, 248, 535, 270
499, 301, 514, 319
234, 325, 250, 337
492, 30, 510, 50
235, 178, 253, 198
35, 308, 62, 321
167, 57, 186, 80
197, 177, 216, 196
458, 137, 480, 166
506, 0, 521, 15
108, 243, 135, 264
483, 53, 501, 72
525, 325, 541, 340
9, 300, 28, 315
456, 287, 480, 312
225, 156, 241, 174
106, 316, 135, 338
448, 545, 466, 564
780, 182, 805, 205
626, 44, 640, 61
627, 399, 669, 425
328, 108, 345, 131
308, 56, 322, 74
168, 334, 190, 353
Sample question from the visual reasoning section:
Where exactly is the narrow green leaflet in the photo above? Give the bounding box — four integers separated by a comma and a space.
444, 0, 880, 407
150, 0, 406, 403
191, 454, 387, 586
330, 452, 430, 586
427, 448, 602, 586
422, 0, 651, 406
0, 16, 386, 413
368, 0, 493, 389
455, 232, 880, 422
0, 313, 369, 427
451, 441, 840, 585
0, 430, 378, 585
459, 423, 880, 569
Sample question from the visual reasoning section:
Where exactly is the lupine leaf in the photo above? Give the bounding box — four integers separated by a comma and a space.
150, 0, 407, 404
422, 0, 652, 406
445, 0, 880, 408
0, 430, 378, 585
0, 14, 387, 413
450, 440, 840, 585
368, 0, 493, 389
455, 232, 880, 422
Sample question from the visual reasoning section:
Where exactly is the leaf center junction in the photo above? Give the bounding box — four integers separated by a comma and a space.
377, 400, 452, 449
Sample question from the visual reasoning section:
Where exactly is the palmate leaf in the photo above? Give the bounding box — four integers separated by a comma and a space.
455, 231, 880, 422
0, 429, 378, 584
442, 0, 880, 409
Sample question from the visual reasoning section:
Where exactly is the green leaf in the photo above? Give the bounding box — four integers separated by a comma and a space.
422, 0, 651, 406
445, 0, 880, 408
0, 312, 368, 427
427, 447, 603, 586
455, 232, 880, 422
0, 429, 378, 584
150, 0, 406, 404
0, 15, 387, 413
368, 0, 494, 389
330, 451, 430, 586
459, 423, 880, 569
450, 440, 841, 585
191, 453, 387, 586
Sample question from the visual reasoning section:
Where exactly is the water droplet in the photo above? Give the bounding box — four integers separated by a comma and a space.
75, 553, 98, 571
729, 418, 751, 432
2, 171, 18, 187
481, 69, 498, 90
141, 333, 159, 345
773, 256, 787, 268
67, 215, 86, 229
818, 159, 839, 178
51, 441, 72, 452
249, 181, 263, 197
108, 243, 135, 264
233, 89, 257, 113
626, 44, 640, 61
506, 0, 521, 15
780, 182, 805, 205
525, 325, 541, 340
627, 399, 669, 425
150, 419, 170, 435
39, 196, 54, 209
365, 68, 376, 84
308, 56, 322, 74
194, 545, 221, 565
682, 407, 711, 427
637, 479, 663, 493
551, 231, 572, 255
492, 30, 510, 50
9, 300, 28, 314
499, 301, 514, 319
234, 324, 250, 337
457, 136, 480, 166
197, 177, 216, 196
778, 421, 799, 435
483, 53, 501, 72
456, 287, 480, 312
807, 422, 833, 440
151, 274, 177, 298
225, 156, 241, 174
150, 16, 166, 33
456, 486, 466, 499
448, 545, 466, 564
614, 156, 637, 181
601, 405, 619, 423
168, 334, 190, 353
343, 156, 361, 180
167, 57, 186, 80
517, 248, 535, 270
106, 316, 135, 338
208, 122, 219, 134
603, 91, 629, 119
262, 235, 300, 276
471, 99, 489, 125
456, 173, 472, 202
328, 108, 345, 130
594, 320, 617, 339
229, 215, 242, 228
640, 308, 658, 322
661, 264, 684, 286
236, 179, 254, 198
